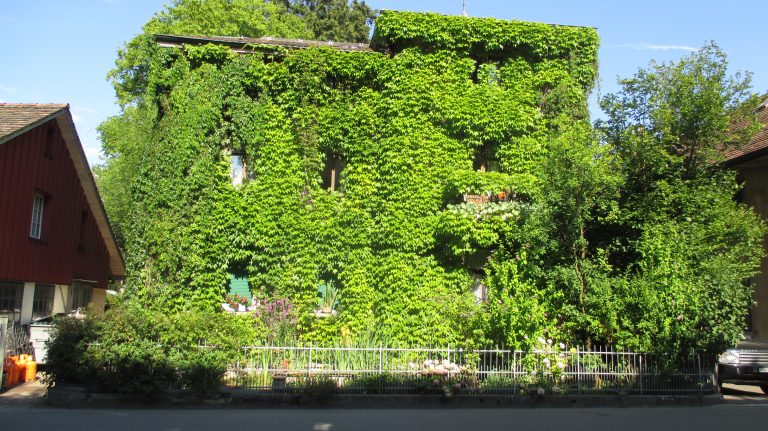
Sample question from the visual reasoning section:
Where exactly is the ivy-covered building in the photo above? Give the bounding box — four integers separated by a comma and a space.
110, 11, 599, 345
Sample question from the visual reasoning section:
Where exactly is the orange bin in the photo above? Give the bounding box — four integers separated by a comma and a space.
4, 356, 20, 387
15, 355, 26, 386
22, 354, 37, 382
3, 356, 17, 388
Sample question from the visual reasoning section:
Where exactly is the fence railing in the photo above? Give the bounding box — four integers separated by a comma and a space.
2, 322, 33, 357
222, 344, 716, 396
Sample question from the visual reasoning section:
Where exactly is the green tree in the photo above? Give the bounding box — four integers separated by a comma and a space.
597, 42, 765, 357
536, 120, 622, 347
277, 0, 376, 43
108, 0, 374, 108
144, 0, 310, 39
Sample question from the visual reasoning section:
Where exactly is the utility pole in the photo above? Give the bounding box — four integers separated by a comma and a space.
462, 0, 468, 17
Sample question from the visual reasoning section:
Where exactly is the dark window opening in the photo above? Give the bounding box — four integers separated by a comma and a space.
32, 283, 55, 320
44, 125, 55, 158
0, 281, 24, 323
473, 145, 500, 173
69, 282, 93, 311
321, 153, 346, 193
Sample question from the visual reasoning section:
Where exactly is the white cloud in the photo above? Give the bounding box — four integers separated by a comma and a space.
607, 43, 698, 52
72, 113, 83, 124
83, 142, 104, 166
0, 84, 18, 94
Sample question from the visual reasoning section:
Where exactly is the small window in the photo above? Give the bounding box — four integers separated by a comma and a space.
321, 154, 346, 193
30, 193, 44, 239
471, 273, 487, 303
473, 144, 500, 173
32, 283, 55, 320
230, 152, 245, 185
0, 281, 24, 323
474, 157, 500, 173
229, 152, 254, 185
69, 282, 93, 311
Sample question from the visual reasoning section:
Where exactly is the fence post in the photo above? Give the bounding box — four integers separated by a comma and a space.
309, 342, 313, 382
576, 348, 580, 396
639, 355, 643, 395
378, 345, 383, 374
697, 353, 702, 395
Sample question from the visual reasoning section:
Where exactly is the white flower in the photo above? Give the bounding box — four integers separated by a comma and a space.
409, 362, 416, 369
542, 358, 551, 367
557, 361, 566, 369
537, 337, 546, 344
559, 343, 565, 349
546, 339, 553, 345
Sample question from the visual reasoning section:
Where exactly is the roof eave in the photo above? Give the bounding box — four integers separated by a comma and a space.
54, 110, 126, 277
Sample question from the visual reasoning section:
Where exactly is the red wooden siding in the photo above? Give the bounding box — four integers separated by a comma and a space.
0, 119, 111, 288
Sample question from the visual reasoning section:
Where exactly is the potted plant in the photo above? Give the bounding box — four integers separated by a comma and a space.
315, 280, 339, 317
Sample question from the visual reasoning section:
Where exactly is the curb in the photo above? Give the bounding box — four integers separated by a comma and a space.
46, 385, 723, 409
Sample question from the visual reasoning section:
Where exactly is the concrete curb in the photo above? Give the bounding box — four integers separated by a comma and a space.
46, 385, 724, 409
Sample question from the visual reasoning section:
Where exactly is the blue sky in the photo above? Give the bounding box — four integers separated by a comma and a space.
1, 0, 766, 165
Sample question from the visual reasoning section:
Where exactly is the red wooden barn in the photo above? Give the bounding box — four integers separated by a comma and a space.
0, 103, 125, 324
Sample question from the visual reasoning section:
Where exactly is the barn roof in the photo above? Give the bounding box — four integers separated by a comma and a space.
724, 97, 768, 165
0, 103, 126, 278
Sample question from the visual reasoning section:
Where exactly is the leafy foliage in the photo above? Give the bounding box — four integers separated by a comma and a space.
44, 302, 259, 396
96, 7, 763, 362
99, 11, 599, 348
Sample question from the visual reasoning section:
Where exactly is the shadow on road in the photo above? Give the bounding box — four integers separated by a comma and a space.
721, 383, 768, 404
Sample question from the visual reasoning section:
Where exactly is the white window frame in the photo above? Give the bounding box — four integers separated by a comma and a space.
30, 193, 44, 239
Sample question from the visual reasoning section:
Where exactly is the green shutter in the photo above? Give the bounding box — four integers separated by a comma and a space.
227, 274, 251, 301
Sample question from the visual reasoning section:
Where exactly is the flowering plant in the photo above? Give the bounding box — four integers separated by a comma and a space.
252, 297, 299, 343
224, 293, 249, 309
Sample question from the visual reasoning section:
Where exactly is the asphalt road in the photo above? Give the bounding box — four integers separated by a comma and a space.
1, 382, 766, 431
1, 403, 767, 431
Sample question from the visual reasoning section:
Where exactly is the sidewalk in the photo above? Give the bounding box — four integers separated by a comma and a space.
0, 380, 47, 406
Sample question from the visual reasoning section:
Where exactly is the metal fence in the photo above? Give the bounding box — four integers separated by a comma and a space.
2, 322, 33, 357
223, 344, 716, 396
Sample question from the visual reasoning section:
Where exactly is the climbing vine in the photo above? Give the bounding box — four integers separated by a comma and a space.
99, 12, 762, 358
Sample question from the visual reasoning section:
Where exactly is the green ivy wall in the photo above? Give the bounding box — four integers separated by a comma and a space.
118, 11, 599, 346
